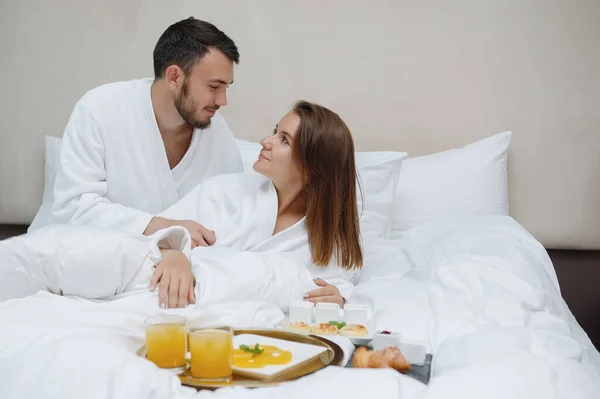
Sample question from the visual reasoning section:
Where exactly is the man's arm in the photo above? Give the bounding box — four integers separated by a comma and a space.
144, 217, 216, 247
52, 102, 154, 233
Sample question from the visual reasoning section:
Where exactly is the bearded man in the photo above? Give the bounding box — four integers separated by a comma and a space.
51, 17, 242, 247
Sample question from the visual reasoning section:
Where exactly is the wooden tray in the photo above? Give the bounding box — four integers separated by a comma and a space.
136, 328, 344, 390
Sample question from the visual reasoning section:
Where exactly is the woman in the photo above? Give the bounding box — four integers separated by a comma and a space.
151, 100, 364, 309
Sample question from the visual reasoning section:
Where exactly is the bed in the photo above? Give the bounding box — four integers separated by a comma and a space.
1, 213, 599, 398
1, 133, 600, 399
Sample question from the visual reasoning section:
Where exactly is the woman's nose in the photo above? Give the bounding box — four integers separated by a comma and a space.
260, 136, 273, 149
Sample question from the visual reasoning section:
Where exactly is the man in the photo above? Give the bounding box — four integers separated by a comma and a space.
52, 17, 243, 247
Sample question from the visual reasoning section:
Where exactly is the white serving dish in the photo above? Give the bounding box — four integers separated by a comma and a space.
315, 303, 341, 324
397, 338, 428, 365
288, 300, 314, 324
342, 303, 368, 325
372, 331, 402, 351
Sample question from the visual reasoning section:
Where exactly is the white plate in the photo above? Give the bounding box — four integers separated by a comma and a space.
277, 321, 373, 346
232, 333, 329, 380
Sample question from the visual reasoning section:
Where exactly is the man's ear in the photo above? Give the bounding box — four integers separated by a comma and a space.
164, 65, 185, 89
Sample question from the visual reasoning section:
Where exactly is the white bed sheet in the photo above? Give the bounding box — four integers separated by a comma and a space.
0, 215, 599, 398
352, 214, 600, 398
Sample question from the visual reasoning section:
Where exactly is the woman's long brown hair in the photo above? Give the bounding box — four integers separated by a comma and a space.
292, 101, 363, 270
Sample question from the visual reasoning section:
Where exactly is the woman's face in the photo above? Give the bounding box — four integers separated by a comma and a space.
253, 111, 304, 187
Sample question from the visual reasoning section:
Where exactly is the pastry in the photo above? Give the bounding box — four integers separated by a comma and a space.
352, 346, 411, 373
282, 321, 311, 334
352, 347, 371, 368
311, 323, 339, 335
339, 324, 369, 337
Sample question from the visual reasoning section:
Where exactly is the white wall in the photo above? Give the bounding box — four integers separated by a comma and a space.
1, 0, 599, 249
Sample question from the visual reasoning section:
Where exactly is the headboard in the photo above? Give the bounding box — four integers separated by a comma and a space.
1, 1, 598, 249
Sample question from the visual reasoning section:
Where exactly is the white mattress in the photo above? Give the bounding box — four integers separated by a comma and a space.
0, 215, 599, 398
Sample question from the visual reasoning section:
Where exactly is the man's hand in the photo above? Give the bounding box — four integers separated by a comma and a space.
150, 249, 196, 308
176, 220, 216, 248
144, 217, 216, 248
303, 278, 345, 307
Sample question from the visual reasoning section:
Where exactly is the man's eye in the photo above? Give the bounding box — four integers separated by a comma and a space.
209, 85, 219, 89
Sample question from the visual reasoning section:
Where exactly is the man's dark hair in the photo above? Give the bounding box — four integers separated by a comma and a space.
153, 17, 240, 78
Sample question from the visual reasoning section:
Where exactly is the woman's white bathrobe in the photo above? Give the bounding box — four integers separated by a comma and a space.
158, 172, 358, 303
0, 173, 358, 310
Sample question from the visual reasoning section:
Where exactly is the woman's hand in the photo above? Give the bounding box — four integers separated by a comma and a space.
150, 249, 196, 308
303, 278, 345, 307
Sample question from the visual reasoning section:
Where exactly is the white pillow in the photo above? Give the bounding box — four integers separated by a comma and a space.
28, 135, 63, 232
235, 138, 407, 242
355, 152, 407, 241
391, 131, 512, 239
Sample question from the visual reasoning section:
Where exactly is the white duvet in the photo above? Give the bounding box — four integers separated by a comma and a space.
1, 215, 599, 398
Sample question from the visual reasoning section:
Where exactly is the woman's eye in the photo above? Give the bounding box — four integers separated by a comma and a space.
209, 85, 219, 90
282, 137, 288, 144
272, 128, 277, 135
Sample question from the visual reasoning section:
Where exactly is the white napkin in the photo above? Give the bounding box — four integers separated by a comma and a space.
323, 335, 356, 366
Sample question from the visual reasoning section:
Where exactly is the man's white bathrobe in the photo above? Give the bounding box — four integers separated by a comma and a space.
0, 173, 357, 308
51, 78, 243, 234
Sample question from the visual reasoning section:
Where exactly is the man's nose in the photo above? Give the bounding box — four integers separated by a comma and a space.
215, 88, 227, 107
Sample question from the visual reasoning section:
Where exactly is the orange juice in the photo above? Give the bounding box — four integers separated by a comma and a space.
189, 327, 233, 380
145, 316, 187, 369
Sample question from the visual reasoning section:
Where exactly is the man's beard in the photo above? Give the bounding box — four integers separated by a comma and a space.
174, 79, 212, 130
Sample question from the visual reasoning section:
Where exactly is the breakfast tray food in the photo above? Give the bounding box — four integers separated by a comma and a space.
137, 327, 432, 389
137, 328, 344, 390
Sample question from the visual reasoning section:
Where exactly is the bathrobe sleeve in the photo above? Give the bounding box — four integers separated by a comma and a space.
322, 278, 355, 302
189, 247, 319, 311
52, 103, 154, 233
0, 224, 195, 302
306, 257, 358, 302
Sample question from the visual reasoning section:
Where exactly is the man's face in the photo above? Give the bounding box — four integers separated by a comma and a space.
173, 49, 234, 129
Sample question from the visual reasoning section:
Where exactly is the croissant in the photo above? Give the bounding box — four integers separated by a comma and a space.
352, 346, 411, 373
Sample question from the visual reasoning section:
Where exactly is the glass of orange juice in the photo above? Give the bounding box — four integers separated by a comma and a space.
144, 315, 187, 372
188, 326, 233, 381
